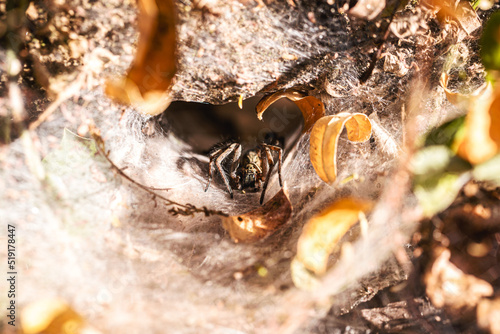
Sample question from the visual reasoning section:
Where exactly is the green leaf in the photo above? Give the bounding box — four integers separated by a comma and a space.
411, 145, 472, 217
480, 11, 500, 72
424, 116, 466, 149
414, 172, 470, 217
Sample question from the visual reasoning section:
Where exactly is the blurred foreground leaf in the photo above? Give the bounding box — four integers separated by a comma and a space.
309, 113, 372, 184
222, 186, 292, 243
480, 11, 500, 72
106, 0, 177, 115
424, 115, 465, 149
472, 154, 500, 185
21, 299, 84, 334
294, 198, 373, 277
411, 146, 471, 216
440, 73, 500, 164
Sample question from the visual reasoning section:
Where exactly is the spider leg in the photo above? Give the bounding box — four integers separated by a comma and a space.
259, 144, 284, 205
205, 147, 223, 192
259, 159, 275, 205
261, 144, 283, 187
229, 144, 242, 187
214, 143, 240, 198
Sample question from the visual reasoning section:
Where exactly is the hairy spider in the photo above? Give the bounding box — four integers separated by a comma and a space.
205, 139, 283, 204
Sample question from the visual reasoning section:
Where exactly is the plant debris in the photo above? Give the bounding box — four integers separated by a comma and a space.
221, 185, 292, 243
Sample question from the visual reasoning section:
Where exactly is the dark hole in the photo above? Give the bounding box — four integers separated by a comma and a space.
159, 96, 304, 154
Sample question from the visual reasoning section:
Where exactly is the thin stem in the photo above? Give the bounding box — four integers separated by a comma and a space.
90, 128, 228, 217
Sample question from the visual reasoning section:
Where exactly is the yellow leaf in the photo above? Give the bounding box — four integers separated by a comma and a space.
309, 113, 372, 183
21, 299, 84, 334
457, 87, 500, 164
440, 73, 500, 164
255, 89, 325, 133
222, 186, 292, 243
295, 198, 373, 276
105, 0, 177, 115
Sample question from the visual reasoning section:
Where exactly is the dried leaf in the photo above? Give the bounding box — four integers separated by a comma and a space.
21, 299, 84, 334
222, 186, 292, 243
439, 72, 485, 107
424, 247, 493, 318
105, 0, 177, 115
309, 113, 372, 184
295, 198, 373, 276
255, 89, 325, 133
348, 0, 386, 21
425, 0, 480, 35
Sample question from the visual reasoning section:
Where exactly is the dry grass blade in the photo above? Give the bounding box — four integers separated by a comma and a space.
20, 299, 84, 334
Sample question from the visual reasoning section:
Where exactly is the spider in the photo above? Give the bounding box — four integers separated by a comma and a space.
204, 137, 283, 204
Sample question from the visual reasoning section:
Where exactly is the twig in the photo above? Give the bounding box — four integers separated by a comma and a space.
90, 127, 228, 217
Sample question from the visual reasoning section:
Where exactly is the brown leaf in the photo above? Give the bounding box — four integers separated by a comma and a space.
309, 113, 372, 183
424, 247, 493, 319
21, 299, 85, 334
105, 0, 177, 115
439, 72, 487, 107
295, 198, 373, 276
222, 186, 292, 243
255, 89, 325, 133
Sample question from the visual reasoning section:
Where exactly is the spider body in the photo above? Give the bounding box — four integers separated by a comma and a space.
205, 140, 283, 204
238, 150, 262, 191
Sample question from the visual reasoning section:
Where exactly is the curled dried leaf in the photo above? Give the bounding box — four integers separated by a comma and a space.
295, 198, 373, 276
105, 0, 177, 115
222, 186, 292, 243
21, 299, 84, 334
309, 113, 372, 184
439, 73, 487, 107
255, 89, 325, 133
